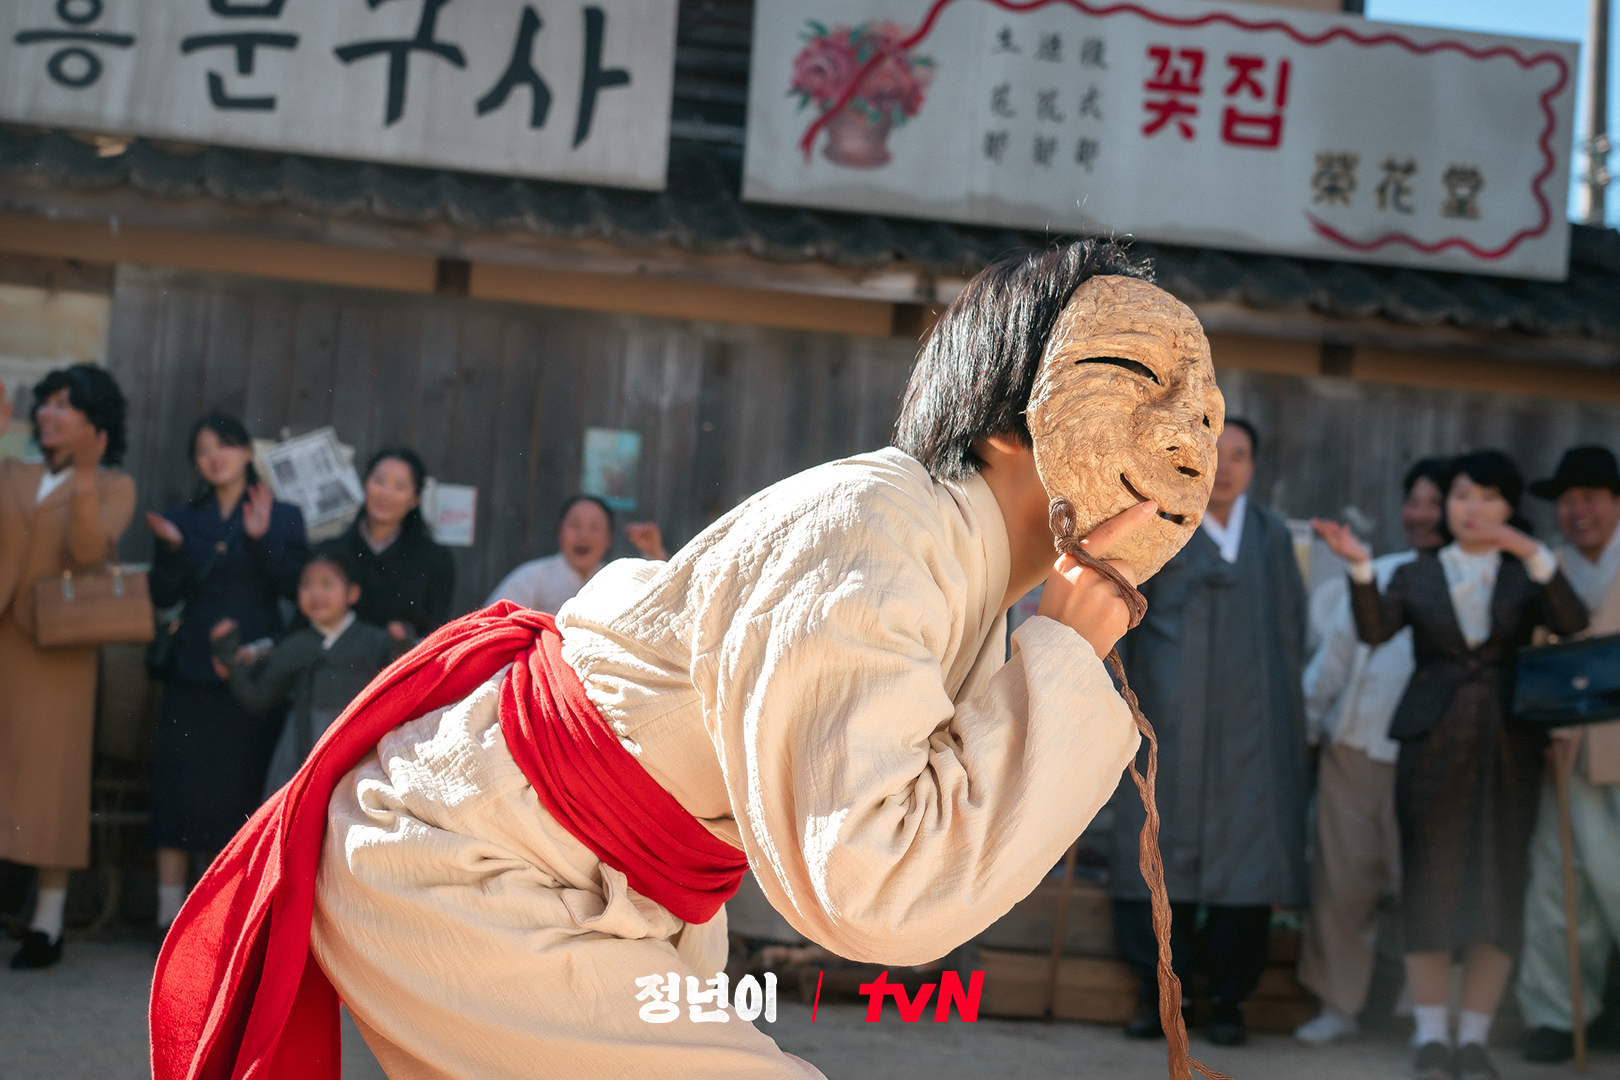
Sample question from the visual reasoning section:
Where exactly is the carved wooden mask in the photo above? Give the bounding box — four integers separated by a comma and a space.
1028, 275, 1225, 582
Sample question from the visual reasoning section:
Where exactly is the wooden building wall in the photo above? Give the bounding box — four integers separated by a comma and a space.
105, 262, 1620, 620
106, 264, 917, 614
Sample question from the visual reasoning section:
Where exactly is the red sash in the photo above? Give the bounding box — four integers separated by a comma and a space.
150, 603, 748, 1080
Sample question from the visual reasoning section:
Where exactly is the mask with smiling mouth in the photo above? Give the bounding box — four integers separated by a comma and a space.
1027, 275, 1225, 583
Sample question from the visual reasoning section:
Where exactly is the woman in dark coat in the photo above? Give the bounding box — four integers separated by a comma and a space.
331, 447, 454, 641
1317, 451, 1587, 1080
146, 414, 307, 930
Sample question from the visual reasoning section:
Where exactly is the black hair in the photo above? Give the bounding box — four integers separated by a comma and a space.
187, 412, 259, 508
31, 363, 128, 466
1439, 449, 1534, 543
304, 541, 359, 588
1224, 417, 1260, 460
363, 447, 428, 535
1402, 456, 1450, 497
893, 239, 1154, 481
559, 493, 615, 533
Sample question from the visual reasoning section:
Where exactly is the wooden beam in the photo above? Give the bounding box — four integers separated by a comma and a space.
1208, 330, 1620, 404
0, 211, 437, 293
0, 211, 898, 336
469, 261, 896, 337
1207, 332, 1320, 376
1352, 346, 1620, 405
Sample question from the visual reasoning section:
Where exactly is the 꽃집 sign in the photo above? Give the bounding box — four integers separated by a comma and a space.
742, 0, 1578, 279
0, 0, 679, 190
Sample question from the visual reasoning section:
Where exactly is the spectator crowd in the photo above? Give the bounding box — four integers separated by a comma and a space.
0, 365, 663, 972
2, 363, 1618, 1080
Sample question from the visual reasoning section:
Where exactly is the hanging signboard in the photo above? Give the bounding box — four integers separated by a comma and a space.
743, 0, 1578, 280
0, 0, 679, 190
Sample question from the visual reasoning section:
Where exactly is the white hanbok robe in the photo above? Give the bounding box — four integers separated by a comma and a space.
312, 448, 1139, 1079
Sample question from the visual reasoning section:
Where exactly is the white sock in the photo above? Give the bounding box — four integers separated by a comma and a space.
1457, 1008, 1493, 1047
157, 883, 187, 929
29, 886, 67, 942
1414, 1004, 1451, 1047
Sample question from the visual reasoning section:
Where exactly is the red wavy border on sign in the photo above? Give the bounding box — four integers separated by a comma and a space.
795, 0, 1570, 263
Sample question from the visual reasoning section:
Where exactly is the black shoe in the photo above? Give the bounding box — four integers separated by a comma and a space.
1413, 1041, 1453, 1080
1522, 1026, 1574, 1063
9, 930, 63, 970
1455, 1043, 1499, 1080
1124, 1007, 1165, 1040
1207, 999, 1246, 1046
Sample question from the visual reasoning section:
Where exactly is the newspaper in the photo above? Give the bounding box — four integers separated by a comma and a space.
258, 428, 364, 529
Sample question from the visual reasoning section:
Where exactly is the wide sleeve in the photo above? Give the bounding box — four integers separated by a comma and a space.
1303, 590, 1359, 744
707, 534, 1140, 966
248, 503, 309, 600
67, 471, 135, 567
221, 635, 313, 716
1350, 565, 1410, 647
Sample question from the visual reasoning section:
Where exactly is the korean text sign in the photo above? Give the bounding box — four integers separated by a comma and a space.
743, 0, 1577, 279
0, 0, 678, 190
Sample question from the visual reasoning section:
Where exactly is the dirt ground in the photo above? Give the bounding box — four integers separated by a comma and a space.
5, 939, 1618, 1080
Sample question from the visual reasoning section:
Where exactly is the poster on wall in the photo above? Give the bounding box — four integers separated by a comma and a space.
425, 482, 479, 547
743, 0, 1577, 279
580, 427, 641, 512
0, 0, 680, 190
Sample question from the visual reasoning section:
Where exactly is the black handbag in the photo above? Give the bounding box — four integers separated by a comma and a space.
1513, 632, 1620, 727
144, 606, 183, 680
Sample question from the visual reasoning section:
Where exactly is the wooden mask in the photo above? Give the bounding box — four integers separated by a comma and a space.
1028, 275, 1225, 582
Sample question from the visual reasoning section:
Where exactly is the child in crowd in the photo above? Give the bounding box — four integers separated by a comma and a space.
211, 547, 408, 798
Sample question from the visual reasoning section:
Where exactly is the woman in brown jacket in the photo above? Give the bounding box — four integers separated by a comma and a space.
0, 365, 135, 970
1317, 451, 1588, 1080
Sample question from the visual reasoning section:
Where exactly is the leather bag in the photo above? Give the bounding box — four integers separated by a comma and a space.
1513, 632, 1620, 727
33, 565, 156, 648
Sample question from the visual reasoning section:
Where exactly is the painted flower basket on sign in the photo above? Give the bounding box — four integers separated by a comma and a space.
791, 21, 935, 168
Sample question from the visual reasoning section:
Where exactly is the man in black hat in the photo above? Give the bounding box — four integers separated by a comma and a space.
1518, 446, 1620, 1063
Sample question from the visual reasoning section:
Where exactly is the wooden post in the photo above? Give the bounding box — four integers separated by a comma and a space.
1553, 741, 1588, 1073
1045, 841, 1079, 1021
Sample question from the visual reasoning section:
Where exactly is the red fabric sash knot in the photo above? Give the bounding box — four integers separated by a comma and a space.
149, 603, 747, 1080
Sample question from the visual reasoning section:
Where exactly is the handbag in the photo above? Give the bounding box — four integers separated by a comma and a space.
32, 565, 156, 648
145, 602, 184, 679
1513, 632, 1620, 727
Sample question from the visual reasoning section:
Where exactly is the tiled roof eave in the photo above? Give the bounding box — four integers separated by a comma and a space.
1, 126, 1617, 348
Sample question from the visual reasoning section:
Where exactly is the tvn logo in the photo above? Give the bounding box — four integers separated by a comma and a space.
848, 971, 985, 1023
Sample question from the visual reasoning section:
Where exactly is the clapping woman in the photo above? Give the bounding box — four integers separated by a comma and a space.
1315, 451, 1587, 1080
145, 414, 307, 935
0, 367, 135, 969
331, 448, 454, 642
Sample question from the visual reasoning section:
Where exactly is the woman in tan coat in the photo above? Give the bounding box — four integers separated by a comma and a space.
0, 364, 135, 969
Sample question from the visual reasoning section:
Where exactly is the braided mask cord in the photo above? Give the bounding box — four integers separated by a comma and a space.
1049, 498, 1234, 1080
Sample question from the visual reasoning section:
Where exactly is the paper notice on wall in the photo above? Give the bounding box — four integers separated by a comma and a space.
259, 427, 364, 528
580, 428, 642, 512
426, 482, 478, 547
